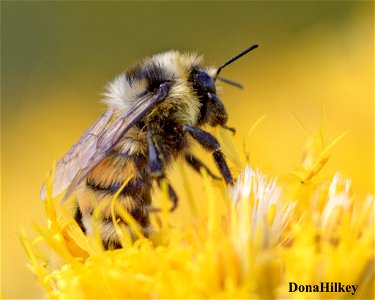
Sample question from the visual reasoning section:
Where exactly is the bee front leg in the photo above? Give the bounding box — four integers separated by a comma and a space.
147, 131, 179, 211
182, 125, 234, 185
185, 153, 221, 180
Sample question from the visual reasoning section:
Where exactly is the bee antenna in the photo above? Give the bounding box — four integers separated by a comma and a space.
214, 44, 259, 80
217, 76, 244, 89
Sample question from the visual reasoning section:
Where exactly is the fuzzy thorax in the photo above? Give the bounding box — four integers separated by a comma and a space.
102, 50, 217, 127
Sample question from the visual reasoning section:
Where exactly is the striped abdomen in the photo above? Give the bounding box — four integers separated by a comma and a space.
75, 128, 152, 248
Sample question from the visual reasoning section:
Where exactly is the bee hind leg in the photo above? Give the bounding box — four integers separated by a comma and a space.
103, 240, 122, 250
74, 207, 86, 233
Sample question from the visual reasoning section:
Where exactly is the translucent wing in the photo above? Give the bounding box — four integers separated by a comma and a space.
40, 82, 171, 201
40, 108, 113, 200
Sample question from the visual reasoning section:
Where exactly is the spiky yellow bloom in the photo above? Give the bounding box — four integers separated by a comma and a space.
21, 129, 373, 299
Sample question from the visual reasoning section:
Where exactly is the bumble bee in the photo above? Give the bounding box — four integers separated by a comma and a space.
41, 44, 258, 248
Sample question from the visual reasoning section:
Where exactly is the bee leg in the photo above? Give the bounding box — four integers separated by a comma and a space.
147, 130, 165, 178
182, 125, 234, 185
74, 207, 86, 233
221, 124, 236, 135
103, 240, 122, 250
167, 183, 178, 211
156, 179, 178, 211
147, 130, 179, 211
184, 153, 221, 180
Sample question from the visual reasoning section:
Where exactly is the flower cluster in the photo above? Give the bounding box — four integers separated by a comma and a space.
21, 128, 373, 299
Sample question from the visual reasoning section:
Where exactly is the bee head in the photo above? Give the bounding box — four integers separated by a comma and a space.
191, 44, 259, 129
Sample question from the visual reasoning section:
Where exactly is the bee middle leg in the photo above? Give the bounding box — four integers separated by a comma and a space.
182, 125, 234, 185
147, 130, 179, 211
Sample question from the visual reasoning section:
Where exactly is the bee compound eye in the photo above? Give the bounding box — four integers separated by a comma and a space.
192, 69, 216, 96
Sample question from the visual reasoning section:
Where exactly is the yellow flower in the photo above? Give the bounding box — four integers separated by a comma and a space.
21, 128, 373, 299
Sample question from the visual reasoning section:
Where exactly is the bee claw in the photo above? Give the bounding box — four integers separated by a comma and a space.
222, 125, 236, 135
